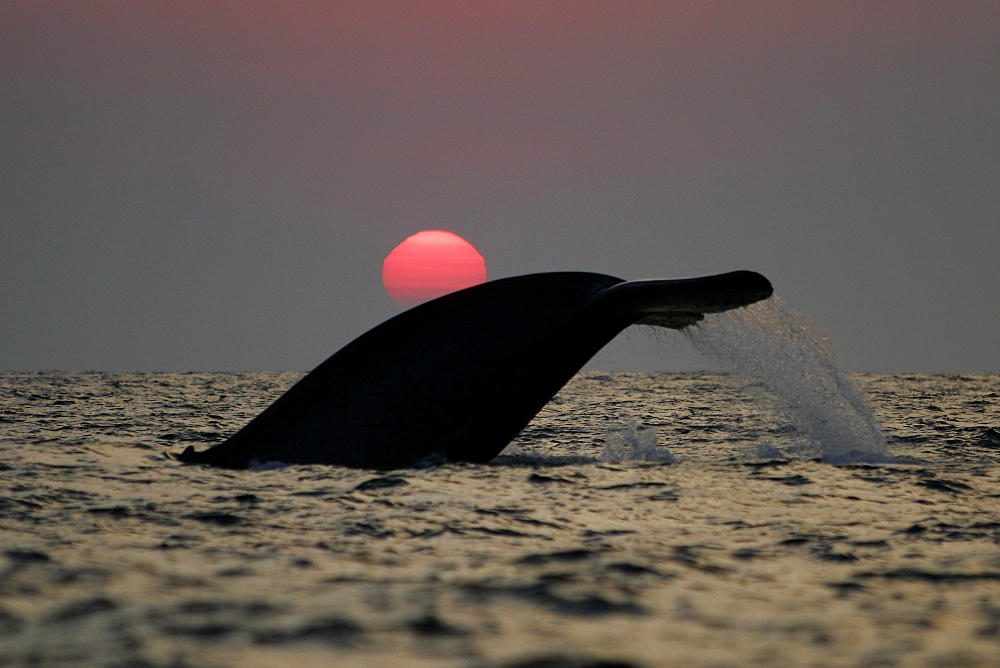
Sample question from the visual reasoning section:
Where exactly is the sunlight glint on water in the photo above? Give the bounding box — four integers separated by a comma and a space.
685, 297, 890, 462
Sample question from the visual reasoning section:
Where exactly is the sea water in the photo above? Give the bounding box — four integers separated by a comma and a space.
1, 369, 998, 664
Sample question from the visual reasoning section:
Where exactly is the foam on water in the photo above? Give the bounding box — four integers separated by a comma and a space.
685, 297, 890, 462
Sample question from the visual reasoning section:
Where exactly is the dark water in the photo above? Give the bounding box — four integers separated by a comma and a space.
1, 367, 998, 666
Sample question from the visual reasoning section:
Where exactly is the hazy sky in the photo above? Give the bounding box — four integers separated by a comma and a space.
2, 1, 998, 372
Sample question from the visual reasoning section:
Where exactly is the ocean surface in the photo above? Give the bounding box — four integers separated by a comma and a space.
2, 366, 998, 667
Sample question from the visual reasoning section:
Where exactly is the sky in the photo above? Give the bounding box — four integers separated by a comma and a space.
2, 1, 998, 373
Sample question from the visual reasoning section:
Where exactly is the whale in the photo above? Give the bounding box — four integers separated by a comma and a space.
177, 270, 772, 469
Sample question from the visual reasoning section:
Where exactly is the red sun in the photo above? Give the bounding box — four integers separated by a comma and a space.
382, 230, 488, 309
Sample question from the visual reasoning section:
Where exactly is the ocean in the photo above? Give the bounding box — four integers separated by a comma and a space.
2, 366, 998, 666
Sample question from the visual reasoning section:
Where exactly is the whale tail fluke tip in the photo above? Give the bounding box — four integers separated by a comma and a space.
607, 269, 773, 327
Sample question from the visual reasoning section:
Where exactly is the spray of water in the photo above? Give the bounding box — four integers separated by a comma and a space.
602, 421, 677, 463
685, 297, 889, 462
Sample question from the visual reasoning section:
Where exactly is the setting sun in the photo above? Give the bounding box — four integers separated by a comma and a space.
382, 230, 487, 309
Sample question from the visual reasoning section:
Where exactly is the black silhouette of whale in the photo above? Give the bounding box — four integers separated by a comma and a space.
177, 270, 772, 469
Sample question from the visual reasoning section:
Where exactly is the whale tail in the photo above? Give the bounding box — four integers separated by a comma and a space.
177, 270, 772, 469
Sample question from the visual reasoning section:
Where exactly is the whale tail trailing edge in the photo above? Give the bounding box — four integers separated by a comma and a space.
177, 270, 772, 469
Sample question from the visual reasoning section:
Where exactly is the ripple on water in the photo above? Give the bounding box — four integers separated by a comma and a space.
0, 371, 998, 666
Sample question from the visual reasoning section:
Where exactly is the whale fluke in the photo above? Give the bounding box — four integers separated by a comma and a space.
177, 270, 772, 469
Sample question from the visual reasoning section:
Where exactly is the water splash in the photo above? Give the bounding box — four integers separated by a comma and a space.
685, 297, 889, 462
602, 421, 676, 463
